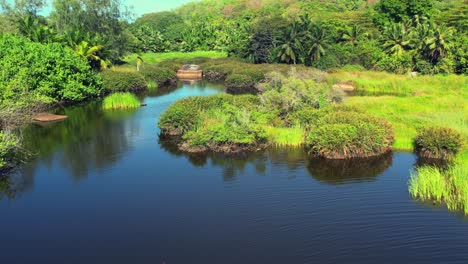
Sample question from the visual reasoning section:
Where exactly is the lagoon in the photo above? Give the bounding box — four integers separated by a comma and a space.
1, 81, 467, 263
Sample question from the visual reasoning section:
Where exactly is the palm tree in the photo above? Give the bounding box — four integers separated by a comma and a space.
276, 22, 303, 64
306, 23, 329, 62
342, 25, 363, 46
425, 22, 453, 64
73, 41, 107, 70
382, 23, 412, 56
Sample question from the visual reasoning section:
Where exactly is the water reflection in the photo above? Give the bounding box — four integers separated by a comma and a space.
307, 153, 393, 185
20, 102, 137, 180
160, 139, 393, 184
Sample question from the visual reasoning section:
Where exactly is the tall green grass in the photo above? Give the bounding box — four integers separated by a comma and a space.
265, 126, 305, 147
409, 152, 468, 215
124, 51, 227, 65
330, 70, 466, 96
346, 94, 467, 150
102, 92, 141, 110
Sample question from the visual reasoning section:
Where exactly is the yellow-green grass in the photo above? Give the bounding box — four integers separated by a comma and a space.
346, 94, 467, 151
409, 151, 468, 215
265, 126, 305, 147
124, 51, 227, 65
330, 70, 466, 97
103, 92, 141, 110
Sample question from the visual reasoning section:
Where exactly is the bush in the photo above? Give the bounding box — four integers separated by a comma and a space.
101, 71, 147, 93
306, 111, 394, 159
158, 98, 201, 136
183, 103, 268, 148
0, 34, 102, 104
158, 94, 260, 136
140, 64, 176, 86
414, 127, 463, 159
0, 132, 20, 171
102, 92, 141, 110
259, 70, 343, 120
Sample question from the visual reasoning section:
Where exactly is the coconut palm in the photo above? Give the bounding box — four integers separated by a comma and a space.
425, 22, 453, 64
342, 25, 363, 46
306, 23, 329, 62
276, 23, 303, 64
382, 23, 412, 56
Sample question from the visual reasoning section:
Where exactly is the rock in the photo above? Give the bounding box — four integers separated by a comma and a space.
32, 113, 68, 122
177, 64, 203, 79
332, 81, 356, 93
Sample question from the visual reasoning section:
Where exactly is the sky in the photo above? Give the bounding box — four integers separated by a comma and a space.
2, 0, 199, 18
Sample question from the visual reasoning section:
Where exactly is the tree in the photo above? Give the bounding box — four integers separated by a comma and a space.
342, 25, 364, 46
275, 22, 303, 64
306, 23, 330, 63
50, 0, 132, 62
382, 23, 412, 56
425, 22, 453, 64
73, 41, 107, 70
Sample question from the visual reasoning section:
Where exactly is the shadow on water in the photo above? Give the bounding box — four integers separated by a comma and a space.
306, 153, 393, 185
160, 138, 393, 184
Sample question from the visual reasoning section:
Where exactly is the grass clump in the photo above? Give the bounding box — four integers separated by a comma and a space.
101, 70, 147, 93
409, 154, 468, 215
102, 93, 141, 110
414, 127, 464, 159
306, 111, 394, 159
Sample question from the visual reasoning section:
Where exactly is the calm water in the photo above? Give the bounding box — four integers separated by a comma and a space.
1, 81, 467, 264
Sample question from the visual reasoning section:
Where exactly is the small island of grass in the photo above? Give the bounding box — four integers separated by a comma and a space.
103, 92, 141, 110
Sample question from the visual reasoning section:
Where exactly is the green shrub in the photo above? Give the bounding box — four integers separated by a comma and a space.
140, 64, 176, 85
101, 71, 147, 93
183, 103, 268, 147
0, 132, 20, 170
259, 70, 343, 119
306, 111, 394, 159
102, 92, 141, 110
0, 34, 102, 104
414, 127, 463, 159
158, 98, 201, 135
158, 94, 260, 136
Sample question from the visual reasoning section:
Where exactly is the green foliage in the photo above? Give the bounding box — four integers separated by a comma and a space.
140, 64, 176, 85
102, 92, 141, 110
158, 94, 268, 150
184, 103, 268, 147
101, 70, 147, 93
414, 127, 464, 159
373, 0, 434, 25
259, 70, 341, 118
0, 131, 20, 170
50, 0, 132, 62
159, 94, 260, 136
133, 11, 184, 34
306, 111, 394, 159
0, 34, 102, 104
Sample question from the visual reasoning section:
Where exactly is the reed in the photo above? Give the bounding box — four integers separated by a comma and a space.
102, 93, 141, 110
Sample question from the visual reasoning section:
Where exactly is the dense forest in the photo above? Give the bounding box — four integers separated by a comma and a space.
1, 0, 467, 75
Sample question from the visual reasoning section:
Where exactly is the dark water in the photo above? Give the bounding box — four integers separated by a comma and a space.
1, 81, 467, 264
